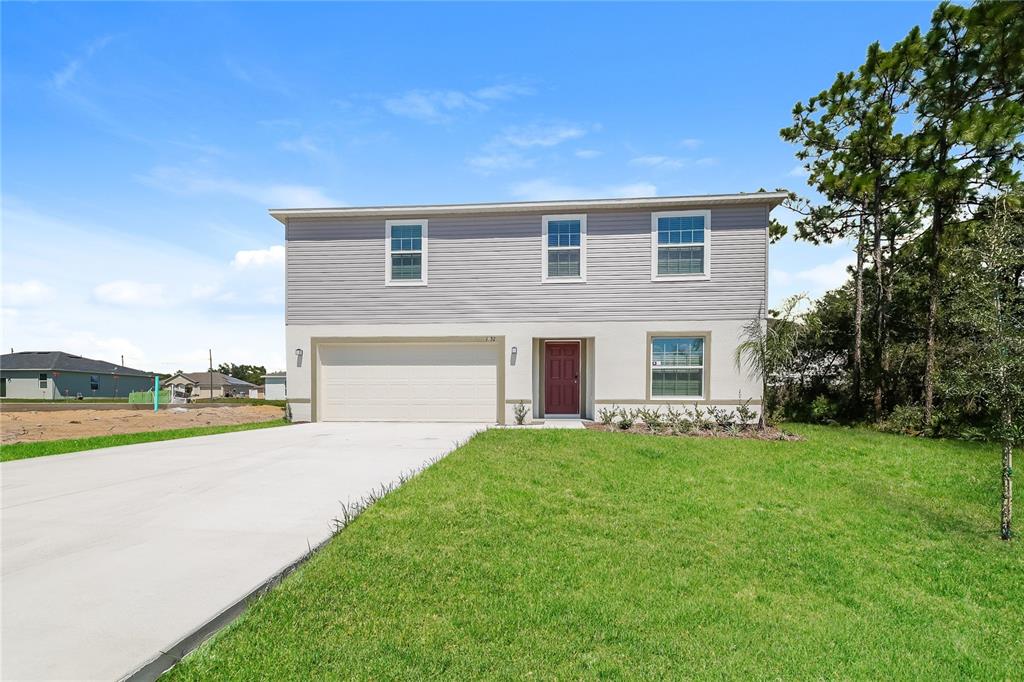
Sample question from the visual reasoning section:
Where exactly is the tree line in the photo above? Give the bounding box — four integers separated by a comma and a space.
770, 1, 1023, 539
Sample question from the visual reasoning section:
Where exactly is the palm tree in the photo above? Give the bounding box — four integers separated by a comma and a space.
735, 294, 807, 429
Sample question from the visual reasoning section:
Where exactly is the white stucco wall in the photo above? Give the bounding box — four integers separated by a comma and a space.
285, 319, 761, 423
2, 373, 57, 399
264, 377, 286, 401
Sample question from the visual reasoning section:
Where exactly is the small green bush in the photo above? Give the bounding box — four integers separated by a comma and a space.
691, 403, 712, 430
706, 406, 733, 430
598, 406, 618, 425
617, 408, 636, 430
663, 404, 691, 434
636, 407, 664, 431
810, 395, 840, 424
735, 397, 757, 429
513, 401, 529, 425
879, 404, 927, 436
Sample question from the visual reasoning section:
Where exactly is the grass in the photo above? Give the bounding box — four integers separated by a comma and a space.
1, 419, 289, 462
165, 425, 1022, 680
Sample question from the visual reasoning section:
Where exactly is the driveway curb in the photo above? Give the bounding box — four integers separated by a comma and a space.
120, 533, 334, 681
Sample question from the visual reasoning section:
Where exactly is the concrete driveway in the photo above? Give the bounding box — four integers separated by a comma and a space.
1, 421, 486, 681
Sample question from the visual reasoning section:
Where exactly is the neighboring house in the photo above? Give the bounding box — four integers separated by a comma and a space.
0, 351, 154, 399
262, 372, 287, 400
272, 191, 786, 423
162, 371, 257, 399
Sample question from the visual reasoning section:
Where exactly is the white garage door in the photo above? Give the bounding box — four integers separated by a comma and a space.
318, 342, 499, 422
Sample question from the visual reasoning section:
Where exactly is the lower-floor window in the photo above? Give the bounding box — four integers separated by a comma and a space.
651, 336, 704, 398
39, 373, 47, 389
90, 375, 99, 391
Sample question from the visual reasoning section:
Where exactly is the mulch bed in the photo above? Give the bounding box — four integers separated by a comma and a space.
584, 422, 803, 441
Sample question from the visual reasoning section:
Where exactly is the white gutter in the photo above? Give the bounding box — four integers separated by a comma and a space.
269, 191, 789, 224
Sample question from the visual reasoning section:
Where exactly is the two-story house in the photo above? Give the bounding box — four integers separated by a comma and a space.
272, 191, 786, 423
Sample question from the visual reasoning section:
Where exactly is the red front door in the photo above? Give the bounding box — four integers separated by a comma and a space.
545, 342, 580, 415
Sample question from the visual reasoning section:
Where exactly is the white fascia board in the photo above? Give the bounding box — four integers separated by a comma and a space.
269, 191, 790, 224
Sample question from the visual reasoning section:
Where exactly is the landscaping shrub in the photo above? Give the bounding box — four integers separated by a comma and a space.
879, 404, 928, 437
706, 406, 733, 431
617, 408, 636, 430
809, 395, 840, 424
636, 407, 663, 431
735, 398, 757, 429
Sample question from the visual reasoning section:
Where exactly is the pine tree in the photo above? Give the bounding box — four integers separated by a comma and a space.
906, 1, 1024, 427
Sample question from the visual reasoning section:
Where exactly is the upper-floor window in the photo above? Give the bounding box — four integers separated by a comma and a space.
385, 219, 428, 286
651, 210, 710, 280
542, 214, 586, 282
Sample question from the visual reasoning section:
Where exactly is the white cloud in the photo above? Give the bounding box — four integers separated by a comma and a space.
278, 135, 326, 157
1, 198, 286, 370
474, 84, 535, 100
788, 164, 810, 178
2, 280, 55, 306
467, 123, 593, 174
63, 332, 149, 370
93, 280, 167, 306
630, 155, 686, 170
52, 35, 113, 90
629, 155, 718, 170
232, 245, 285, 269
772, 253, 855, 295
466, 152, 534, 174
383, 90, 484, 123
139, 166, 341, 207
575, 149, 602, 159
499, 124, 587, 148
679, 138, 702, 149
383, 84, 534, 123
509, 179, 657, 201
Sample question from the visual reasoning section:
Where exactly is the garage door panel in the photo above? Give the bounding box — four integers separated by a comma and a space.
318, 342, 498, 422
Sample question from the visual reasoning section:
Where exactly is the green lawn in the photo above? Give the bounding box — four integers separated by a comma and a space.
1, 419, 289, 462
165, 425, 1022, 680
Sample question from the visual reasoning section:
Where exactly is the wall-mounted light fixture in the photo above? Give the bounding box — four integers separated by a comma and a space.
510, 346, 518, 366
295, 348, 304, 367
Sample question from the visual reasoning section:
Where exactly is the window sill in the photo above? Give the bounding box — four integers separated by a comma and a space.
541, 277, 587, 284
385, 280, 428, 287
650, 396, 706, 402
651, 274, 710, 282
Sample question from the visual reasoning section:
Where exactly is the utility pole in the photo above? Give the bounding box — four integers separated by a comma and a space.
121, 354, 124, 366
209, 349, 214, 400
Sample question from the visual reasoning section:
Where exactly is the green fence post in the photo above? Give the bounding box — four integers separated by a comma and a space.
154, 376, 160, 412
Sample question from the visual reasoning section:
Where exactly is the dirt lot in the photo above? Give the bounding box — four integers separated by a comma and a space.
1, 405, 285, 444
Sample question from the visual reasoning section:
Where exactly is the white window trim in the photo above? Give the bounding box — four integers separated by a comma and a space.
385, 218, 428, 287
650, 210, 711, 281
650, 336, 706, 401
541, 214, 587, 283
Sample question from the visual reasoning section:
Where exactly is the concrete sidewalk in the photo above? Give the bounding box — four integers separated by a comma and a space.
1, 421, 485, 681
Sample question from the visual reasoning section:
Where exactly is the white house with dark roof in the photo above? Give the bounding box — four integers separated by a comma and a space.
0, 351, 154, 399
162, 371, 258, 399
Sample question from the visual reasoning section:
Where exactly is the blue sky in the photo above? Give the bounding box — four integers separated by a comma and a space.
1, 2, 937, 371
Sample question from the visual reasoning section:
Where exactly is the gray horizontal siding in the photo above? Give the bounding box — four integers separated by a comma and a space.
286, 204, 769, 324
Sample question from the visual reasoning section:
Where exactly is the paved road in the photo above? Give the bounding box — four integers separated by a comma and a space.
1, 422, 486, 681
